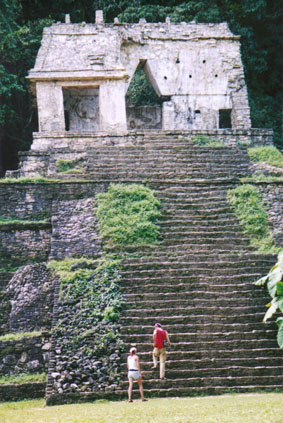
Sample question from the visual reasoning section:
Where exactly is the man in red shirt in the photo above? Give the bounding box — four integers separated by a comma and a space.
152, 323, 171, 380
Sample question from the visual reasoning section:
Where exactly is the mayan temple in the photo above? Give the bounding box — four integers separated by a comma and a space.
0, 11, 282, 404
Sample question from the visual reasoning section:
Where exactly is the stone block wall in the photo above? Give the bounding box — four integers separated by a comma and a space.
0, 334, 50, 376
7, 264, 56, 333
257, 182, 283, 247
50, 198, 102, 260
0, 228, 51, 263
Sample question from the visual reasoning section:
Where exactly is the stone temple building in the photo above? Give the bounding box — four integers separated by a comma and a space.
27, 11, 251, 145
1, 12, 282, 404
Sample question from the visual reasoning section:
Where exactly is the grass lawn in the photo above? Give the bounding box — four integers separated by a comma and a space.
0, 393, 283, 423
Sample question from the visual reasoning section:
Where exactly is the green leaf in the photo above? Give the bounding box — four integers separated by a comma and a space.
277, 297, 283, 313
276, 320, 283, 348
263, 300, 278, 323
266, 267, 282, 298
276, 281, 283, 296
254, 275, 268, 286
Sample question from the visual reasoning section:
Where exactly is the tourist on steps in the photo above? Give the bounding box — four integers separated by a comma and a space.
127, 347, 147, 402
152, 323, 170, 380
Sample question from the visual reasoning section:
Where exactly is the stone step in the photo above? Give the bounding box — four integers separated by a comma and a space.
158, 225, 244, 233
108, 244, 256, 255
83, 163, 249, 172
0, 382, 46, 401
121, 321, 272, 335
120, 312, 268, 326
122, 289, 265, 303
123, 285, 267, 299
123, 251, 277, 267
123, 299, 268, 312
111, 384, 283, 400
123, 360, 283, 375
122, 338, 279, 352
122, 328, 276, 343
122, 258, 274, 270
121, 273, 261, 284
122, 347, 283, 361
121, 265, 266, 276
85, 171, 246, 179
158, 231, 249, 240
119, 375, 283, 390
159, 237, 250, 247
122, 305, 268, 318
123, 366, 283, 380
120, 284, 264, 296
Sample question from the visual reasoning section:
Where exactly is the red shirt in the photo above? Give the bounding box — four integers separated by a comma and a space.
154, 329, 167, 348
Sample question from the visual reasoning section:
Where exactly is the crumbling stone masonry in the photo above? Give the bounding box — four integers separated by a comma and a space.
27, 13, 251, 147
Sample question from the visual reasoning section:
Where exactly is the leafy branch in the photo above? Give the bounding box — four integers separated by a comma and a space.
254, 251, 283, 347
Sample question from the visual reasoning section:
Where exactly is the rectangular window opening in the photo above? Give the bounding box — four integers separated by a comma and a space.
219, 109, 232, 129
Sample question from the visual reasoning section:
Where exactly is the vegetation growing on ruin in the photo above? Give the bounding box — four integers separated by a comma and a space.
0, 217, 49, 228
227, 184, 276, 252
241, 175, 283, 183
0, 331, 42, 342
126, 68, 162, 106
56, 159, 85, 174
47, 256, 124, 389
191, 135, 223, 147
96, 184, 161, 247
0, 372, 46, 384
254, 251, 283, 348
248, 146, 283, 168
0, 177, 51, 184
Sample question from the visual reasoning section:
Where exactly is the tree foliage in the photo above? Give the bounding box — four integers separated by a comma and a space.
0, 0, 282, 174
254, 251, 283, 348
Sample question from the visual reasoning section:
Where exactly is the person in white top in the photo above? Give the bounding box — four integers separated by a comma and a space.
127, 347, 147, 402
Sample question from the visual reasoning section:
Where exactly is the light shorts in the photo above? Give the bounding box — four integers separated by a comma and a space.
128, 370, 141, 380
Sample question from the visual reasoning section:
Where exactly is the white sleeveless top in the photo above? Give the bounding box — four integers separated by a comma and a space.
128, 355, 138, 370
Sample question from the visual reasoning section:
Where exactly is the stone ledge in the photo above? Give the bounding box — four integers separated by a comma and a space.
0, 382, 46, 402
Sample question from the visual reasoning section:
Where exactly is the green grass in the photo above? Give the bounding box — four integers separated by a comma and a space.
227, 184, 277, 253
0, 217, 48, 227
248, 146, 283, 168
0, 394, 283, 423
56, 159, 85, 174
0, 373, 46, 385
241, 174, 283, 183
0, 331, 42, 342
96, 184, 161, 247
0, 177, 51, 184
191, 135, 223, 147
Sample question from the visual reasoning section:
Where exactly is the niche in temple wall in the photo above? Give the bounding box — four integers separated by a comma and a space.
63, 87, 99, 131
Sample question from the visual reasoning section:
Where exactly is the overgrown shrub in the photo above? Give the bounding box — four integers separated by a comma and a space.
227, 184, 275, 252
47, 257, 124, 392
56, 159, 84, 174
96, 183, 161, 247
191, 135, 223, 147
254, 251, 283, 348
0, 331, 41, 342
248, 146, 283, 168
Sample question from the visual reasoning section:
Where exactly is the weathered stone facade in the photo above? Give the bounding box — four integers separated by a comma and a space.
0, 334, 50, 376
49, 198, 102, 260
27, 14, 251, 150
7, 264, 55, 333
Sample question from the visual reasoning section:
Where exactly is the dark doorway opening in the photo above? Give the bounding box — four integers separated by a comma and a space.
219, 109, 232, 129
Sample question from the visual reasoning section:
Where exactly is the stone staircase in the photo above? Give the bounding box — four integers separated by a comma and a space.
2, 132, 282, 402
59, 133, 280, 398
